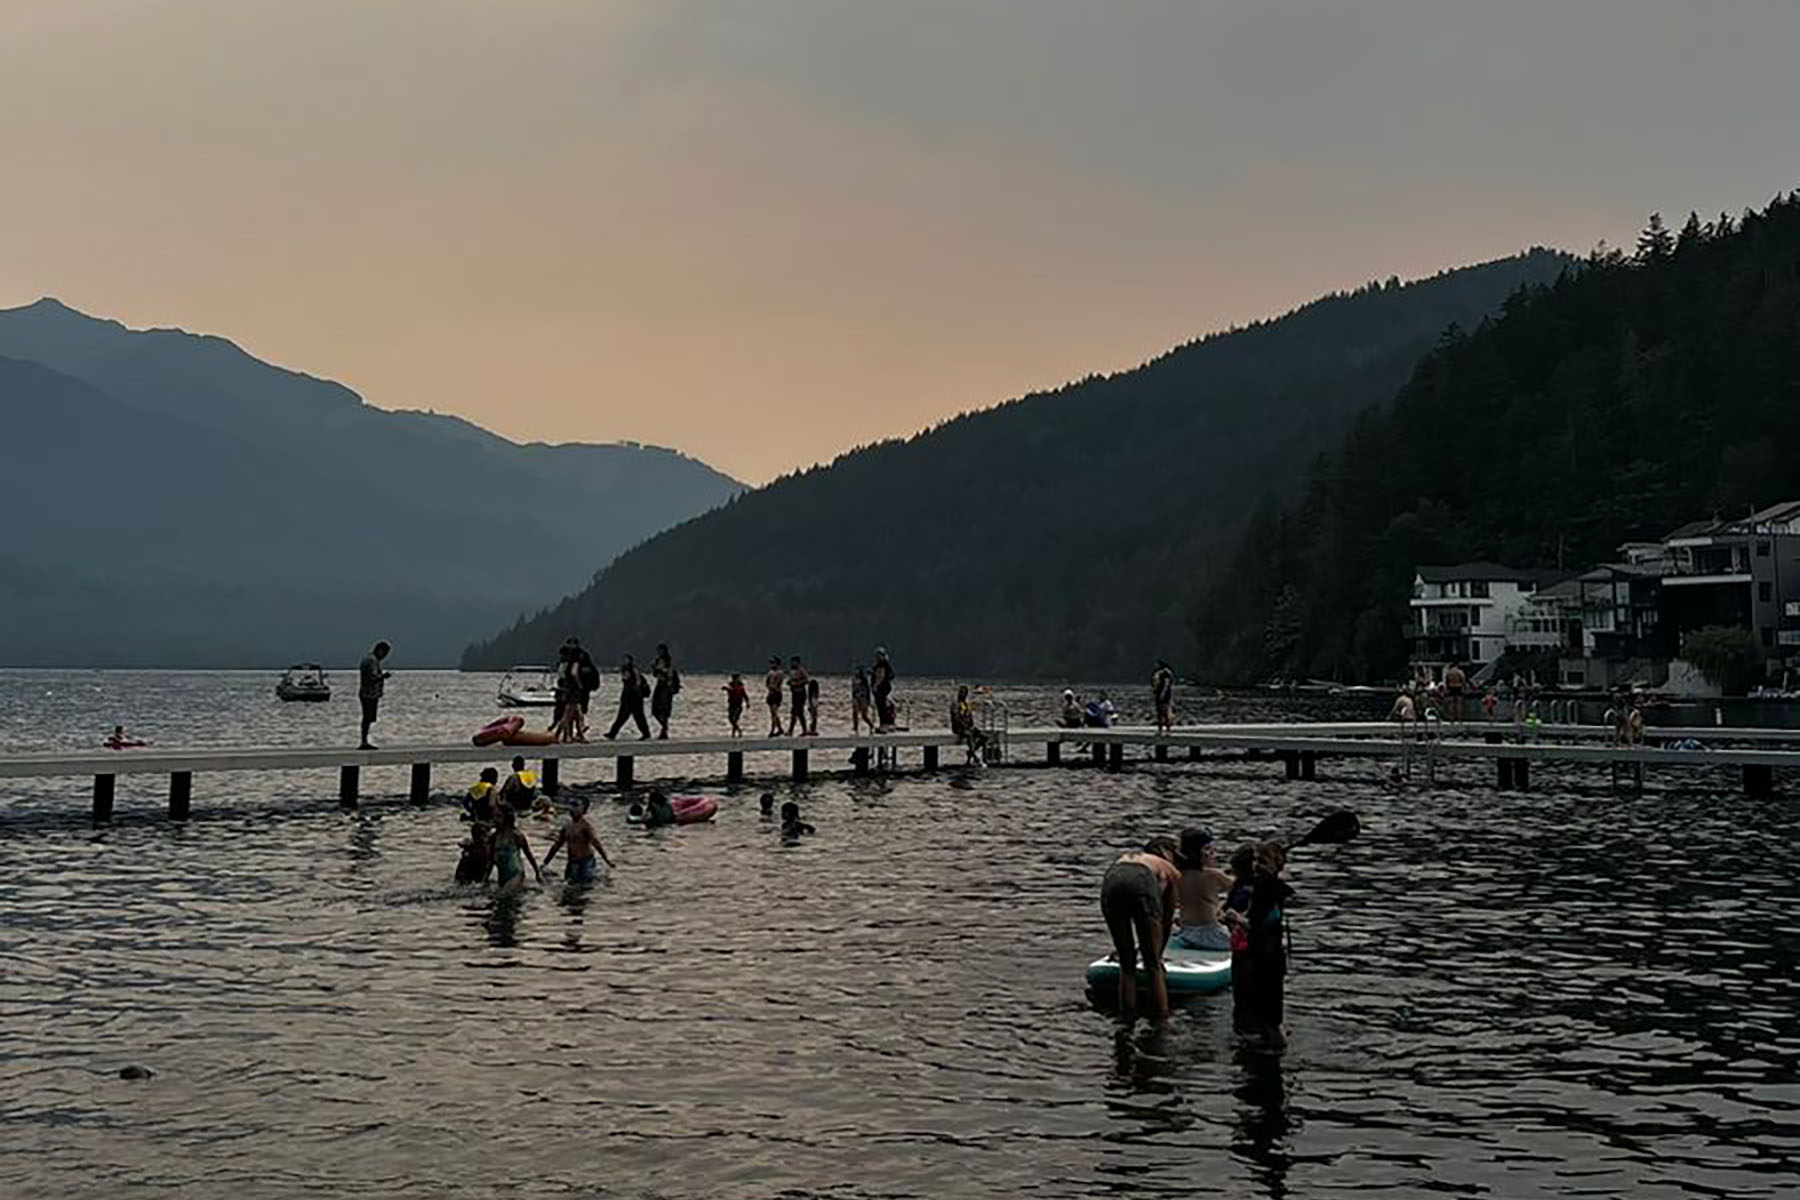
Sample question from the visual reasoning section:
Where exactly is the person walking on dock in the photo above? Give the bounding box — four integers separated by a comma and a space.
765, 656, 786, 737
357, 641, 391, 749
607, 655, 652, 740
1152, 660, 1176, 733
651, 643, 680, 739
851, 665, 875, 733
871, 647, 896, 731
725, 672, 749, 736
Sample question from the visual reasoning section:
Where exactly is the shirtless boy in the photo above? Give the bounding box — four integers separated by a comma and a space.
542, 797, 614, 884
1171, 826, 1233, 950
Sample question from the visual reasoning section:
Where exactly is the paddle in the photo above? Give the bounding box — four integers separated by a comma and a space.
1286, 809, 1360, 850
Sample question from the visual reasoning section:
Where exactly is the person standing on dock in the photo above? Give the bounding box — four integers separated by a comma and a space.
1444, 662, 1468, 723
1152, 660, 1176, 733
871, 647, 896, 731
607, 655, 652, 740
851, 665, 875, 733
651, 643, 679, 739
357, 641, 391, 749
765, 657, 786, 736
787, 656, 812, 736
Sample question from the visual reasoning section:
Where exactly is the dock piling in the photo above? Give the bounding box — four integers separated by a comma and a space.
852, 747, 870, 777
792, 748, 810, 781
540, 758, 559, 797
922, 745, 938, 772
1744, 763, 1774, 797
409, 762, 432, 803
92, 774, 115, 822
338, 765, 359, 808
1300, 751, 1317, 781
1091, 743, 1105, 768
726, 751, 744, 784
168, 771, 192, 820
1046, 740, 1061, 766
1283, 751, 1300, 781
1107, 743, 1124, 773
617, 756, 634, 790
1154, 743, 1168, 763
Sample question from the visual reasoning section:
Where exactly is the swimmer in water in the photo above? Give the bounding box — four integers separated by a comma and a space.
644, 790, 677, 828
465, 767, 500, 824
542, 796, 613, 883
759, 792, 776, 819
498, 755, 538, 815
779, 801, 814, 837
455, 820, 493, 884
488, 807, 543, 894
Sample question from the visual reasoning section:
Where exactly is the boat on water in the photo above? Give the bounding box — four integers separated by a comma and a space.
275, 663, 331, 702
497, 666, 559, 708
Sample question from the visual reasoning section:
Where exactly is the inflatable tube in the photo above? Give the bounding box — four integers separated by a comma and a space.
670, 796, 718, 825
472, 716, 524, 747
501, 728, 558, 747
1085, 947, 1232, 998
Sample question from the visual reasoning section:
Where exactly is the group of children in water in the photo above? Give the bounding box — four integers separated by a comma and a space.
454, 761, 815, 892
1100, 826, 1294, 1048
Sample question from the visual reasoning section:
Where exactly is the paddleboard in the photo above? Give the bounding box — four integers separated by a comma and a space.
1085, 946, 1232, 997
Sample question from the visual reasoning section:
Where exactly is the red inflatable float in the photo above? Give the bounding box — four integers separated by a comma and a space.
472, 716, 524, 747
670, 796, 718, 824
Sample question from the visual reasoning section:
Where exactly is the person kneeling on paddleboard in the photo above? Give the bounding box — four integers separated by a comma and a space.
1171, 826, 1233, 951
1099, 836, 1182, 1021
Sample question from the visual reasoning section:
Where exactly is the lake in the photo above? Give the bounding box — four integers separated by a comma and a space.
2, 670, 1796, 1199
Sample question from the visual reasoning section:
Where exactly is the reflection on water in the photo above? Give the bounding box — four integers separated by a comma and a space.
1, 671, 1797, 1198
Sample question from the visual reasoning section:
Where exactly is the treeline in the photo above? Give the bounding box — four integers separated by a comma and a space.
1191, 197, 1800, 685
465, 250, 1568, 677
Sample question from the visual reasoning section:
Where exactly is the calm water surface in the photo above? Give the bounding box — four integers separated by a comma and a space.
1, 671, 1796, 1199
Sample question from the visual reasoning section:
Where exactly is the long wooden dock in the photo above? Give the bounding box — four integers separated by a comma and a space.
3, 720, 1797, 821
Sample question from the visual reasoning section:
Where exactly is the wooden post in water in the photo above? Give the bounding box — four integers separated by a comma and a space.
1744, 763, 1774, 798
792, 748, 809, 781
92, 774, 115, 822
726, 751, 744, 784
617, 756, 634, 790
1188, 745, 1201, 761
1107, 743, 1124, 773
339, 765, 359, 808
1091, 743, 1106, 768
922, 745, 939, 772
410, 762, 432, 803
168, 772, 192, 820
1154, 742, 1168, 763
1046, 740, 1061, 766
1497, 758, 1514, 790
1515, 758, 1530, 791
1283, 751, 1300, 781
852, 747, 870, 777
1300, 751, 1317, 781
540, 759, 559, 797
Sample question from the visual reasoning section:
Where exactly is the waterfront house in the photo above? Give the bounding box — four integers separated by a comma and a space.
1408, 564, 1562, 681
1659, 501, 1800, 664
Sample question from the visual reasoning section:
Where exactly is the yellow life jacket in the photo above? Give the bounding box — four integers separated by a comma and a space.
518, 770, 539, 789
469, 780, 494, 799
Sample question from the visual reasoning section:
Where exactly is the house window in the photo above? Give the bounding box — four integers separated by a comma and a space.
1470, 581, 1491, 598
1760, 582, 1773, 602
1757, 540, 1771, 557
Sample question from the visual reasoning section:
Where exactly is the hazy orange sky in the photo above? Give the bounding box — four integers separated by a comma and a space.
5, 1, 1800, 483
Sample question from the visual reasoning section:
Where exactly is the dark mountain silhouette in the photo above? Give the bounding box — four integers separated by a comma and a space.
1190, 197, 1800, 685
465, 249, 1570, 678
0, 302, 742, 666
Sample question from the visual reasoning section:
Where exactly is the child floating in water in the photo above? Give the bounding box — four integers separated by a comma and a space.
779, 801, 814, 838
725, 673, 749, 737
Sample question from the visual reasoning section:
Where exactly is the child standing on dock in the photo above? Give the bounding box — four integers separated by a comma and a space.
725, 673, 749, 736
787, 657, 811, 737
851, 666, 875, 733
357, 641, 390, 749
1152, 660, 1175, 733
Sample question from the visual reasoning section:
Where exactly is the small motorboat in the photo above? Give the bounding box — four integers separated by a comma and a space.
275, 663, 331, 702
497, 666, 559, 708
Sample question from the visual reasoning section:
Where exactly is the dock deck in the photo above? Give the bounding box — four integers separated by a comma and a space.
4, 720, 1797, 821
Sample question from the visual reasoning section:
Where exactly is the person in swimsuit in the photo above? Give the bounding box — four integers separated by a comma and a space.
725, 673, 749, 737
1098, 836, 1182, 1021
765, 657, 786, 737
1444, 662, 1468, 723
643, 790, 677, 829
1151, 660, 1175, 733
1222, 844, 1256, 1035
542, 796, 613, 883
498, 756, 538, 816
488, 807, 543, 894
871, 648, 896, 730
851, 666, 875, 733
455, 820, 494, 884
1172, 826, 1233, 950
650, 643, 678, 740
787, 657, 810, 737
759, 792, 776, 819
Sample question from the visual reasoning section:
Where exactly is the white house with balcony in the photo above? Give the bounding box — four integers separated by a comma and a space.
1408, 563, 1563, 681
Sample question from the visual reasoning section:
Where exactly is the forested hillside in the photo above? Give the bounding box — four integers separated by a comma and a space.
1191, 198, 1800, 685
466, 250, 1568, 677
